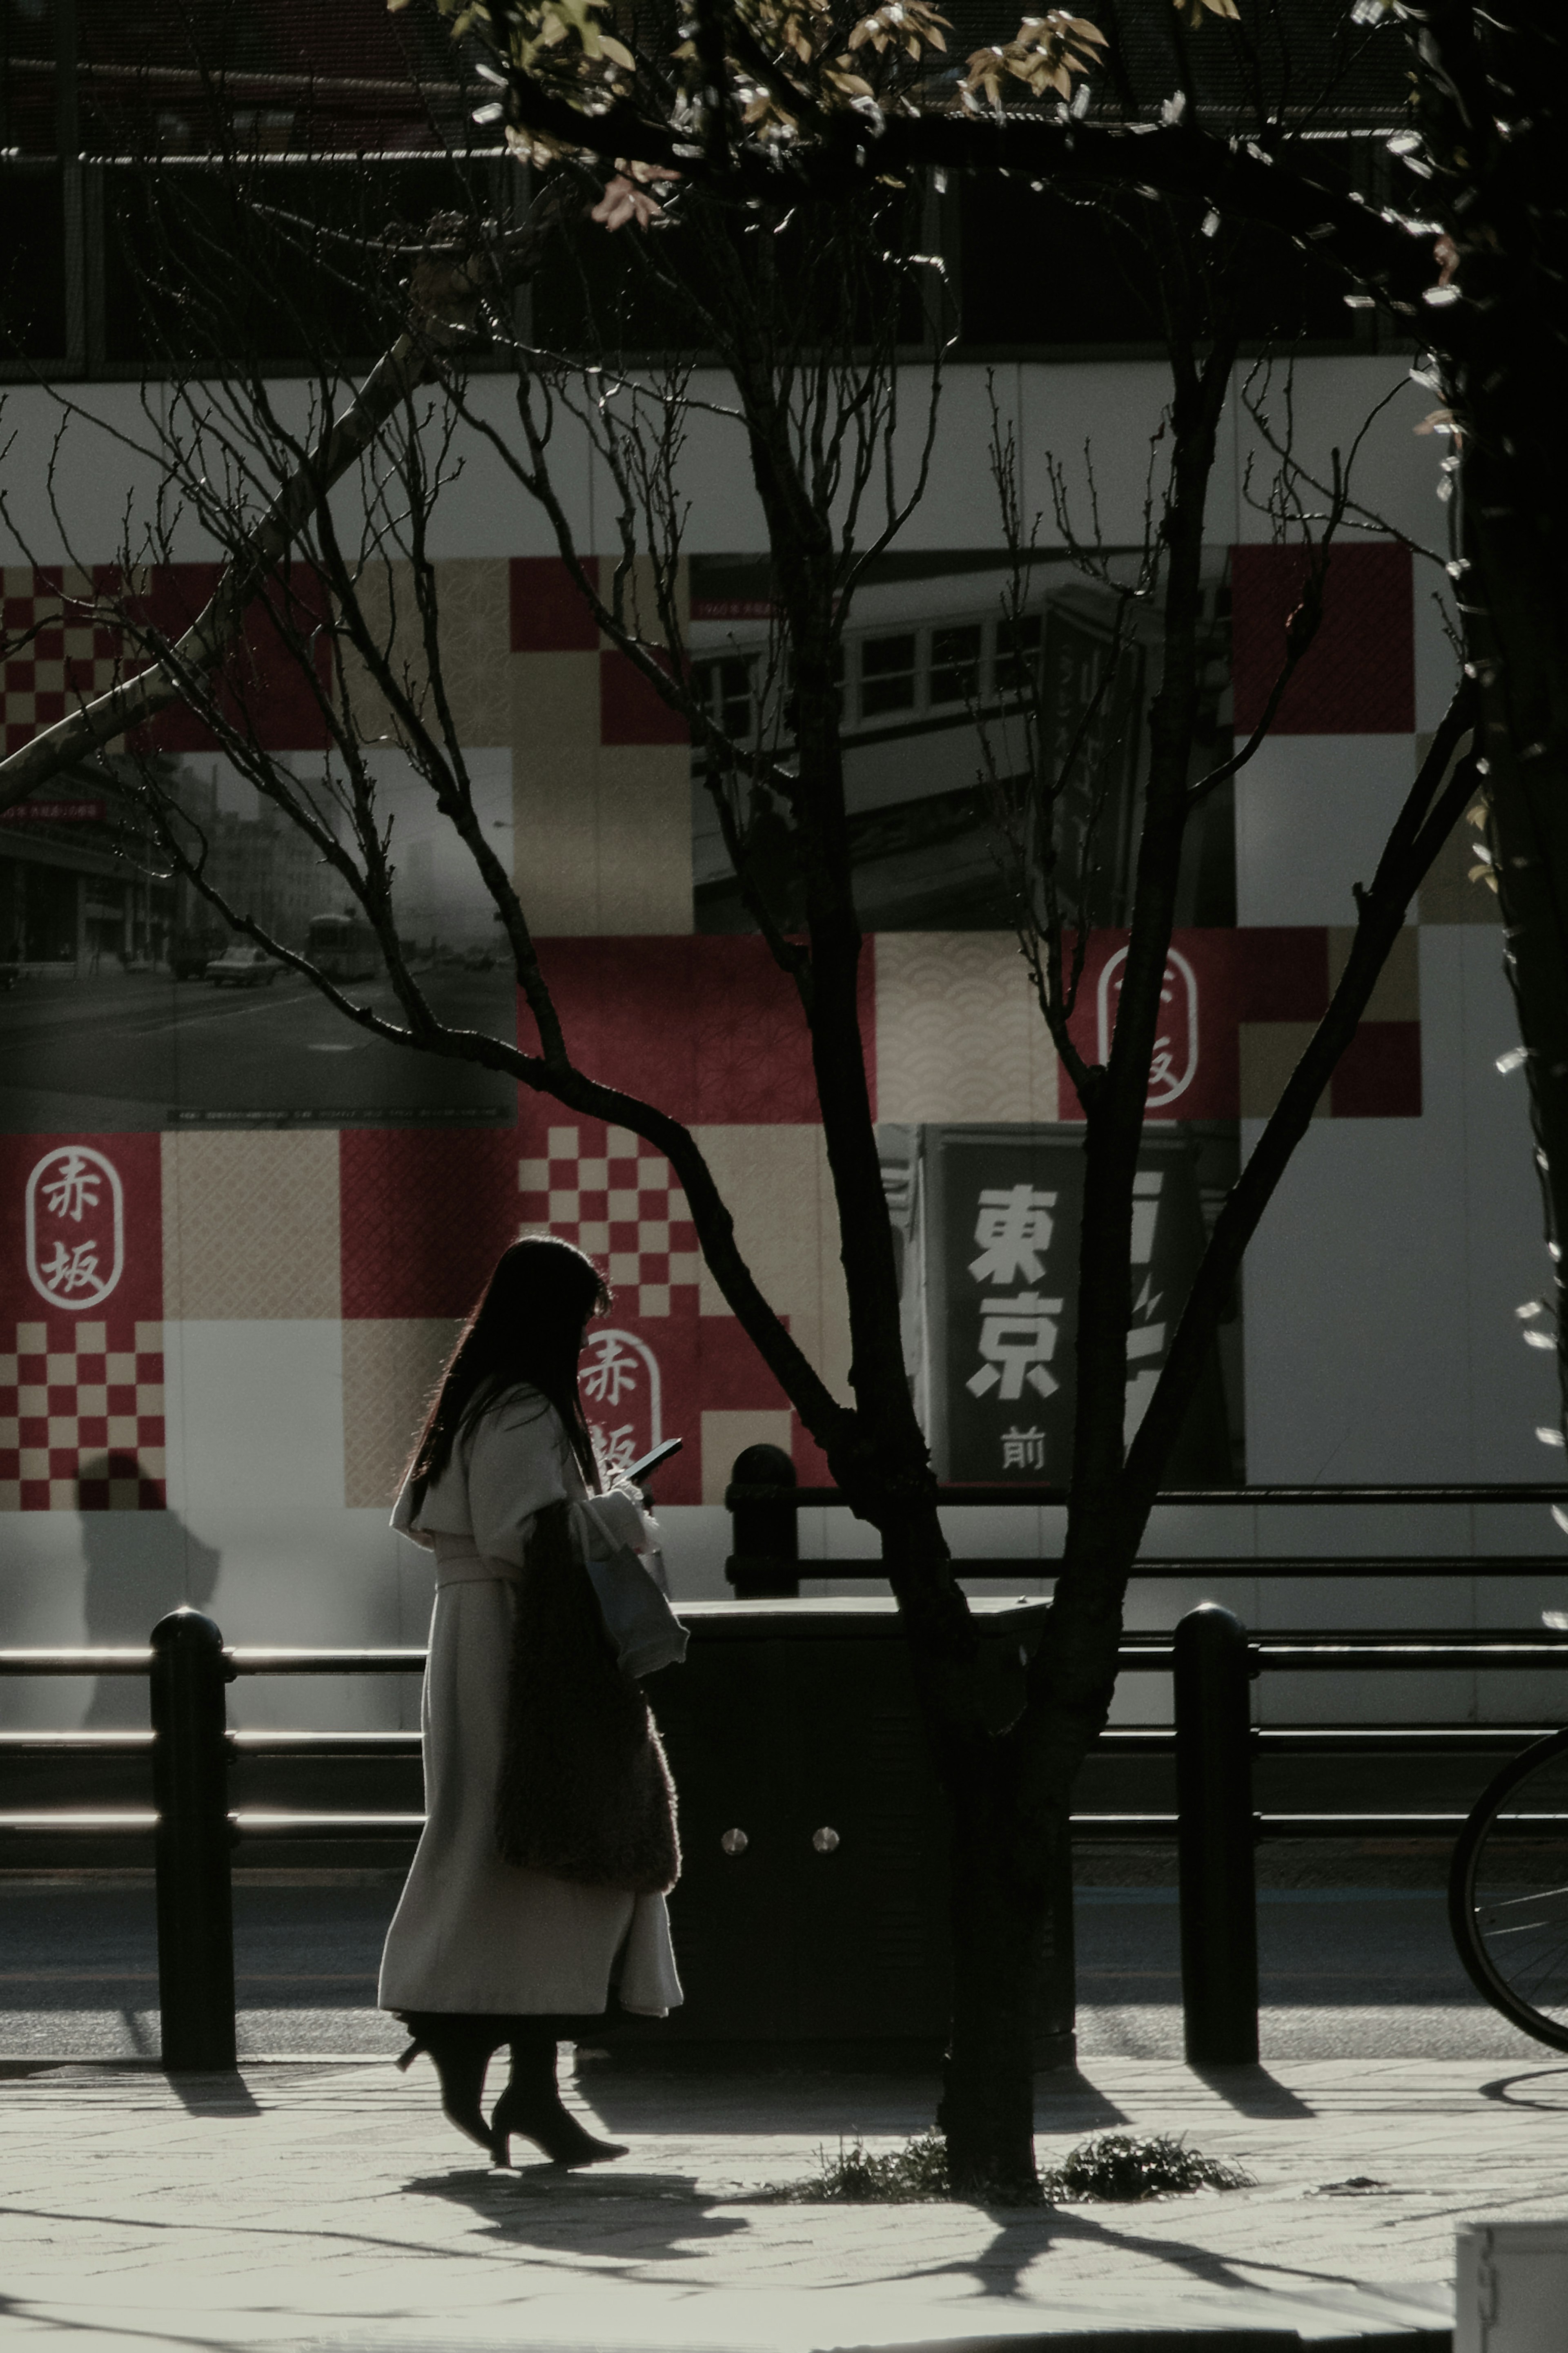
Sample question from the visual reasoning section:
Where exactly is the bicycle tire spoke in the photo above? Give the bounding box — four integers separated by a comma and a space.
1462, 1758, 1568, 2045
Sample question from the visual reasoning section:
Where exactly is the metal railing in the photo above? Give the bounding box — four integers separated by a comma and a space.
720, 1446, 1568, 1593
7, 1597, 1568, 2072
0, 1613, 424, 2069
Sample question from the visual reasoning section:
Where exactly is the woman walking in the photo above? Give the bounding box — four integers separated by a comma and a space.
379, 1236, 686, 2167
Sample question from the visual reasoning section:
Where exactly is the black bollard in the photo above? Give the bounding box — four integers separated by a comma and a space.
725, 1444, 800, 1598
1174, 1602, 1258, 2065
150, 1608, 237, 2071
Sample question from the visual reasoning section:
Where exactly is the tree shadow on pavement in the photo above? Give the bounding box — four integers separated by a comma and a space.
913, 2208, 1058, 2298
911, 2199, 1381, 2304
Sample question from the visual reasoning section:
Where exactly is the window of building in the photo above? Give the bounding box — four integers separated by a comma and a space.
860, 632, 918, 719
695, 655, 757, 742
929, 622, 982, 705
994, 613, 1042, 698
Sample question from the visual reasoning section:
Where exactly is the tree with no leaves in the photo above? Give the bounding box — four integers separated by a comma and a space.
0, 0, 1508, 2195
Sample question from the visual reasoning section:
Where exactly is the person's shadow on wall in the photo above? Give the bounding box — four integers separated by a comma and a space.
77, 1454, 222, 1726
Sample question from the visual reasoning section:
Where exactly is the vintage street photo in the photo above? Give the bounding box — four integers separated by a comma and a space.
688, 548, 1235, 937
0, 749, 517, 1129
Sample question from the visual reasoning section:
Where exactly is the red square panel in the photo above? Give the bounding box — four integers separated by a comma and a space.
521, 937, 875, 1126
1330, 1021, 1422, 1117
131, 562, 332, 752
600, 649, 688, 745
0, 1133, 163, 1328
510, 557, 601, 652
1234, 928, 1330, 1023
1058, 930, 1238, 1122
1232, 542, 1414, 735
339, 1129, 527, 1318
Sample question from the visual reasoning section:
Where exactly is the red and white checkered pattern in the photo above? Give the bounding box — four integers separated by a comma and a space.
518, 1122, 701, 1318
0, 1318, 166, 1512
1, 571, 125, 756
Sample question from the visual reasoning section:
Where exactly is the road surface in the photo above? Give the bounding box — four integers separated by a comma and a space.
0, 1869, 1550, 2064
0, 969, 517, 1129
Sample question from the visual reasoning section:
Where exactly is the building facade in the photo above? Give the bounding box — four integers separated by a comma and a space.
0, 347, 1557, 1742
0, 0, 1557, 1726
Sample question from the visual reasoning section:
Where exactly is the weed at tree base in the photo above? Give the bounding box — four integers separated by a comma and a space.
769, 2132, 953, 2203
769, 2128, 1253, 2205
1041, 2132, 1254, 2201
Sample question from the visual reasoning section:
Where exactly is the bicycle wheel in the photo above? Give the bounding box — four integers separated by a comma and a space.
1450, 1726, 1568, 2052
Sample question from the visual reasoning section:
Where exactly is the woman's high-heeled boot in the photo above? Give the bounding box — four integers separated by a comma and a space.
394, 2011, 508, 2157
489, 2022, 628, 2168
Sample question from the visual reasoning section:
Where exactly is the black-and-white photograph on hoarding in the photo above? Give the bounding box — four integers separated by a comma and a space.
880, 1122, 1241, 1485
688, 550, 1232, 937
0, 750, 516, 1131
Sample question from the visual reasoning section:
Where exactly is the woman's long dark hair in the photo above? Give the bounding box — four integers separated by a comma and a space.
404, 1236, 611, 1513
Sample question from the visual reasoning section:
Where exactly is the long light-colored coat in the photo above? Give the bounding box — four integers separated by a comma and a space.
377, 1387, 684, 2019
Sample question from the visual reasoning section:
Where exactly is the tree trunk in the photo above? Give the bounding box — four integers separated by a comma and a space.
734, 373, 1062, 2192
1461, 430, 1568, 1413
937, 1759, 1053, 2203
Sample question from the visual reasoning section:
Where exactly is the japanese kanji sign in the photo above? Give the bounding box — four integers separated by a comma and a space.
1096, 947, 1200, 1112
923, 1125, 1232, 1484
25, 1146, 123, 1310
581, 1326, 662, 1479
0, 1132, 165, 1511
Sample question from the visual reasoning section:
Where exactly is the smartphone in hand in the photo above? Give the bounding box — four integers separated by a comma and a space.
625, 1436, 682, 1486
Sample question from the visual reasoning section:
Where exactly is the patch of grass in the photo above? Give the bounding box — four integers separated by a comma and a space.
771, 2136, 1250, 2202
766, 2128, 1252, 2207
769, 2132, 952, 2203
1041, 2132, 1254, 2202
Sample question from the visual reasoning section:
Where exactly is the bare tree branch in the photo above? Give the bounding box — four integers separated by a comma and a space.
0, 189, 574, 810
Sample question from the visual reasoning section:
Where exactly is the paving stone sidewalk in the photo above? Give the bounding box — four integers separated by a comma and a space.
2, 2052, 1559, 2350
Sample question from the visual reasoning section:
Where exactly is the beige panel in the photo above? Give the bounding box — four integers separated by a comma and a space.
595, 746, 693, 935
875, 932, 1058, 1125
810, 1133, 853, 1403
1326, 925, 1421, 1021
509, 633, 694, 938
434, 558, 511, 744
1416, 745, 1501, 925
512, 651, 600, 749
513, 745, 601, 934
161, 1132, 340, 1319
511, 651, 604, 935
342, 1318, 462, 1509
692, 1127, 823, 1320
691, 1126, 852, 1403
1238, 1021, 1326, 1121
339, 559, 513, 750
701, 1408, 793, 1505
336, 560, 421, 749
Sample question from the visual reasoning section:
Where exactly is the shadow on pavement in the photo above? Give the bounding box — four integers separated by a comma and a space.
1479, 2063, 1568, 2108
1034, 2067, 1129, 2126
912, 2198, 1383, 2304
165, 2070, 263, 2117
406, 2166, 752, 2262
1189, 2063, 1314, 2116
